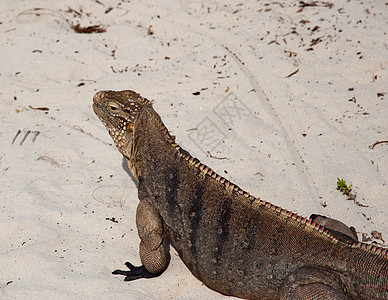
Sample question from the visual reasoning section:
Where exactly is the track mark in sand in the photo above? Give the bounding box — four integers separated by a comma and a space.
219, 43, 318, 200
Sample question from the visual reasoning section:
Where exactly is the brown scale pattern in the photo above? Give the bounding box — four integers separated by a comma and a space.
151, 109, 388, 259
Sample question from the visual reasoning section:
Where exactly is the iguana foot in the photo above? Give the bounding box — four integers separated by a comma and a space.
112, 262, 160, 281
310, 214, 358, 241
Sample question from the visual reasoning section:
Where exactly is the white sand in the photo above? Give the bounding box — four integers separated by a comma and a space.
1, 0, 387, 299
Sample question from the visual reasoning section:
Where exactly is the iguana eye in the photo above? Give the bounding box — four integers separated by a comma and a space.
108, 102, 119, 112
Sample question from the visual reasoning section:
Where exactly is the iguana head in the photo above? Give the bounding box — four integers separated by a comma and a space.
92, 90, 152, 158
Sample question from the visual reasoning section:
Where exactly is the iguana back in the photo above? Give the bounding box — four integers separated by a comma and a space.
93, 90, 388, 300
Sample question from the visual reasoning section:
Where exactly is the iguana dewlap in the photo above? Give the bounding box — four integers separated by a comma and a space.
93, 90, 388, 300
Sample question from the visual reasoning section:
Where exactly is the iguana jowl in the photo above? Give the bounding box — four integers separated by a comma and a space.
93, 90, 388, 300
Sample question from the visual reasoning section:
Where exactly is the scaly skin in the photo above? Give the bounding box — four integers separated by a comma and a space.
93, 90, 388, 300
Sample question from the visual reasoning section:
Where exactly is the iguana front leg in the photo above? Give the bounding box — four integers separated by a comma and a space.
113, 199, 170, 281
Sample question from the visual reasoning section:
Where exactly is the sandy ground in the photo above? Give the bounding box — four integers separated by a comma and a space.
1, 0, 387, 299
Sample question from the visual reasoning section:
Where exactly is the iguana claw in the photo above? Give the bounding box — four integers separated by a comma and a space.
112, 262, 160, 281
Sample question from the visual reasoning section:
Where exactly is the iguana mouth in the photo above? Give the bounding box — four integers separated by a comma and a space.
92, 101, 115, 137
92, 91, 111, 120
92, 101, 104, 120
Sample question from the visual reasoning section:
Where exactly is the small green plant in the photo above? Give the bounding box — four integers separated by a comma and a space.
336, 178, 354, 199
336, 178, 368, 207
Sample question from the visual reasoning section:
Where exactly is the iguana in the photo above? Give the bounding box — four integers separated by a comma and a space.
92, 90, 388, 300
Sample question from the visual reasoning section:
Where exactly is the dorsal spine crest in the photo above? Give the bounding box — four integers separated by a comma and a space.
150, 106, 388, 259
